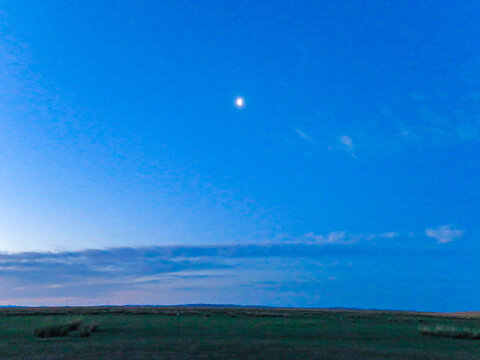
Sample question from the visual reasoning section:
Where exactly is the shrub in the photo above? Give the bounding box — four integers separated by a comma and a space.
34, 318, 99, 338
68, 320, 83, 331
79, 325, 91, 338
79, 322, 100, 337
418, 324, 480, 339
34, 324, 70, 338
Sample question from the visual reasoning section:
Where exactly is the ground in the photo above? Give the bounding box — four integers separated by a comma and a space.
0, 307, 479, 359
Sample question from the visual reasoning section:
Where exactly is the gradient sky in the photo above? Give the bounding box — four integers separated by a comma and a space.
1, 1, 480, 311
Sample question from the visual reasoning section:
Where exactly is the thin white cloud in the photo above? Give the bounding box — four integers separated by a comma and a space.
295, 129, 314, 142
378, 232, 398, 238
339, 135, 353, 150
327, 231, 346, 243
425, 225, 465, 244
364, 232, 399, 241
305, 230, 398, 244
305, 231, 349, 244
328, 135, 355, 156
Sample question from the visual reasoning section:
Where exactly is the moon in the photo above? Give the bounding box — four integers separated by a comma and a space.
234, 97, 245, 108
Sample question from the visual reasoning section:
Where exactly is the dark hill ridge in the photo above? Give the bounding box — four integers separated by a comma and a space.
0, 305, 477, 318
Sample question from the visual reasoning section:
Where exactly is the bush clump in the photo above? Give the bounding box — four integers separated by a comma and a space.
67, 320, 83, 331
34, 318, 99, 338
79, 323, 99, 337
34, 324, 70, 338
419, 324, 480, 339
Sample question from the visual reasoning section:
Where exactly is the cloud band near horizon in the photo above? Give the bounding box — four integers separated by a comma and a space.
0, 227, 475, 312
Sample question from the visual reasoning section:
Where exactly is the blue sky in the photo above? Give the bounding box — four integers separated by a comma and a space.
1, 1, 479, 310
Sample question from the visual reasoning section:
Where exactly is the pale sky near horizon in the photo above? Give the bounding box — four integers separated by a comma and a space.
1, 1, 479, 310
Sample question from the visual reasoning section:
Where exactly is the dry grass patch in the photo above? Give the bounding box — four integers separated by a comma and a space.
418, 324, 480, 339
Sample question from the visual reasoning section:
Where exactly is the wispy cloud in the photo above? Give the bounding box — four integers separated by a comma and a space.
305, 231, 398, 244
295, 129, 314, 142
0, 230, 469, 307
339, 135, 353, 150
305, 231, 350, 244
378, 232, 399, 238
0, 230, 398, 294
327, 135, 355, 156
314, 92, 480, 158
425, 225, 465, 244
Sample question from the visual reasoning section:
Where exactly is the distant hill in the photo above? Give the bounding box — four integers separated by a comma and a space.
122, 304, 272, 308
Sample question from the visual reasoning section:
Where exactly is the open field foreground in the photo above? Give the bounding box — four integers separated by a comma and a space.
0, 307, 479, 359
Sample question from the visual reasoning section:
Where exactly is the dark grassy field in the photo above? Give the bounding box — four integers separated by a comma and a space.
0, 306, 479, 359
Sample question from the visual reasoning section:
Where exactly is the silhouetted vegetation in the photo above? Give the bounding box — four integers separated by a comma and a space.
34, 323, 70, 338
34, 318, 99, 338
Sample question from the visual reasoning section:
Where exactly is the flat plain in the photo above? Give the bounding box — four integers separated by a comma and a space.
0, 306, 479, 359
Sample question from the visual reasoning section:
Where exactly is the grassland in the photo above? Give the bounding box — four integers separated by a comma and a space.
0, 306, 479, 359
